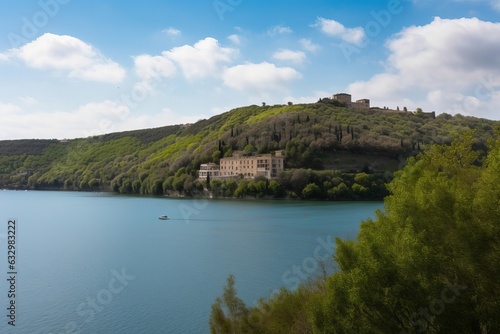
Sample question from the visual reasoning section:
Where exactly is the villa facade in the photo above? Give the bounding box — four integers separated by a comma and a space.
198, 151, 285, 180
198, 162, 221, 180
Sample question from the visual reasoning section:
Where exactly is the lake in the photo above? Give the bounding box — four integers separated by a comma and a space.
0, 190, 383, 333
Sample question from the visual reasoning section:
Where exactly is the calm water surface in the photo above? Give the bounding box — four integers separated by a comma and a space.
0, 190, 382, 333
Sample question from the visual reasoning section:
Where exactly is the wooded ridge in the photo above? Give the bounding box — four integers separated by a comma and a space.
1, 101, 497, 200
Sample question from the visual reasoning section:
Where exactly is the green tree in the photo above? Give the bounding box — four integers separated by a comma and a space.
172, 174, 187, 192
302, 183, 321, 199
351, 182, 367, 195
210, 274, 248, 334
243, 144, 255, 154
151, 179, 163, 195
269, 180, 285, 198
210, 179, 223, 197
312, 131, 500, 333
212, 150, 222, 164
330, 182, 348, 198
354, 172, 370, 187
290, 169, 309, 194
255, 180, 267, 197
225, 180, 238, 197
132, 180, 141, 193
234, 180, 248, 198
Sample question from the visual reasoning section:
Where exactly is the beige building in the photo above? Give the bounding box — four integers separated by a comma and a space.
198, 162, 221, 180
333, 93, 370, 110
199, 151, 285, 180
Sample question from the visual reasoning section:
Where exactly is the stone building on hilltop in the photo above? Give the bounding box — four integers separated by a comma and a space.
333, 93, 370, 110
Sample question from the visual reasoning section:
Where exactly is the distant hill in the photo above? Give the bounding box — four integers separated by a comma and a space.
0, 101, 498, 199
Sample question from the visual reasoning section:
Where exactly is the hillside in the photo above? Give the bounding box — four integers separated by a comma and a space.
0, 101, 498, 199
209, 132, 500, 333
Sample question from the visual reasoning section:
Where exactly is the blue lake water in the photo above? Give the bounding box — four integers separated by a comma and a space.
0, 190, 383, 333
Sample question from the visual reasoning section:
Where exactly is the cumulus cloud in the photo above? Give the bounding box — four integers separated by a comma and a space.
314, 17, 365, 45
347, 17, 500, 119
0, 100, 126, 139
223, 62, 301, 92
282, 90, 333, 104
0, 100, 208, 140
267, 25, 293, 36
163, 27, 181, 37
0, 102, 23, 115
1, 33, 126, 83
272, 49, 307, 64
133, 55, 176, 81
131, 54, 177, 95
299, 38, 321, 52
163, 37, 238, 80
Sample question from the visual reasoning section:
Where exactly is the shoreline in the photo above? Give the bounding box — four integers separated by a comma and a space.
1, 187, 385, 202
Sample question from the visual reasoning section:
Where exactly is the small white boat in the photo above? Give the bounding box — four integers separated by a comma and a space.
158, 215, 169, 220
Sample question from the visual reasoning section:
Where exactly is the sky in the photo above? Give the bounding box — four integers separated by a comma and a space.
0, 0, 499, 140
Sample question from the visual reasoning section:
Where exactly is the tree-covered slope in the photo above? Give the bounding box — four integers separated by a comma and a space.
209, 130, 500, 333
0, 101, 498, 199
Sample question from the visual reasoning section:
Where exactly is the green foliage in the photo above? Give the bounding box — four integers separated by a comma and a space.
0, 102, 497, 196
269, 180, 285, 198
308, 131, 500, 333
209, 274, 248, 334
210, 132, 500, 333
302, 183, 321, 199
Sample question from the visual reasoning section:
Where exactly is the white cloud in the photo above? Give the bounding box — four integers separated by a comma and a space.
163, 37, 238, 80
299, 38, 321, 52
0, 100, 208, 140
126, 37, 238, 97
282, 90, 333, 104
267, 25, 293, 36
69, 62, 125, 83
133, 54, 176, 81
18, 96, 38, 106
131, 54, 177, 95
227, 34, 241, 45
163, 27, 181, 37
272, 49, 307, 64
210, 106, 231, 115
314, 17, 365, 46
223, 62, 301, 92
347, 17, 500, 119
2, 33, 126, 83
159, 108, 208, 125
0, 100, 126, 139
0, 102, 23, 115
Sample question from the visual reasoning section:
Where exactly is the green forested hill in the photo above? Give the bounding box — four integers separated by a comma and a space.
0, 101, 498, 199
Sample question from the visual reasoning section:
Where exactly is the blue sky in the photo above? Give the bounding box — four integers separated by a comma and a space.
0, 0, 499, 139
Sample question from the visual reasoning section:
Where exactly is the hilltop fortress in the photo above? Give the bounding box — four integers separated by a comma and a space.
331, 92, 435, 118
333, 93, 370, 110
